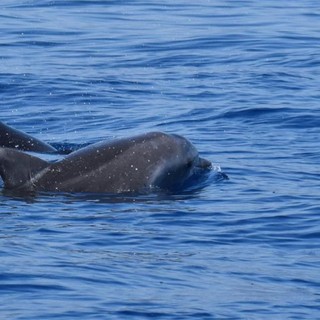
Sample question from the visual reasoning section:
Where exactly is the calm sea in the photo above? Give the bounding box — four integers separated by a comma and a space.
1, 1, 320, 319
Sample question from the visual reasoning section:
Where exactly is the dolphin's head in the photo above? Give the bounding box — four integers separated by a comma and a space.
152, 133, 211, 191
172, 134, 212, 170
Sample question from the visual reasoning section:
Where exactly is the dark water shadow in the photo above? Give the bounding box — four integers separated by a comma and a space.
50, 142, 91, 154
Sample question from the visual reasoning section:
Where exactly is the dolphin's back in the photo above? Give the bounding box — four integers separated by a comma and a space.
0, 121, 56, 153
34, 132, 199, 193
0, 132, 209, 194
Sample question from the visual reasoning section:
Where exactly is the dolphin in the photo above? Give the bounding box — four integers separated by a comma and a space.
0, 121, 57, 153
0, 132, 211, 194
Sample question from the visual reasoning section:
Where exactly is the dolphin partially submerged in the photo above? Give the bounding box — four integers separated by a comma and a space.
0, 131, 211, 194
0, 121, 56, 153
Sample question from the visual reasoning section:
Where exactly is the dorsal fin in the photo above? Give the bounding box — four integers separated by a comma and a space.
0, 147, 49, 190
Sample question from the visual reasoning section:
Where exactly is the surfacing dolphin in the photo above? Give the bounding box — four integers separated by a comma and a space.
0, 132, 211, 194
0, 121, 56, 153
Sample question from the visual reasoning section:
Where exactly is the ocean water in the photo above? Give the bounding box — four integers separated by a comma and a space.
1, 0, 320, 319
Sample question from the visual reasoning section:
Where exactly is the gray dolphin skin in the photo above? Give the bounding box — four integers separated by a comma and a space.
0, 132, 211, 194
0, 121, 56, 153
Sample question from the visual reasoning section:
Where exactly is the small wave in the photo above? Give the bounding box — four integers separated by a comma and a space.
277, 114, 320, 129
218, 106, 292, 121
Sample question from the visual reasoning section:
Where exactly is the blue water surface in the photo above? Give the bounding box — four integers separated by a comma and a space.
1, 0, 320, 319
